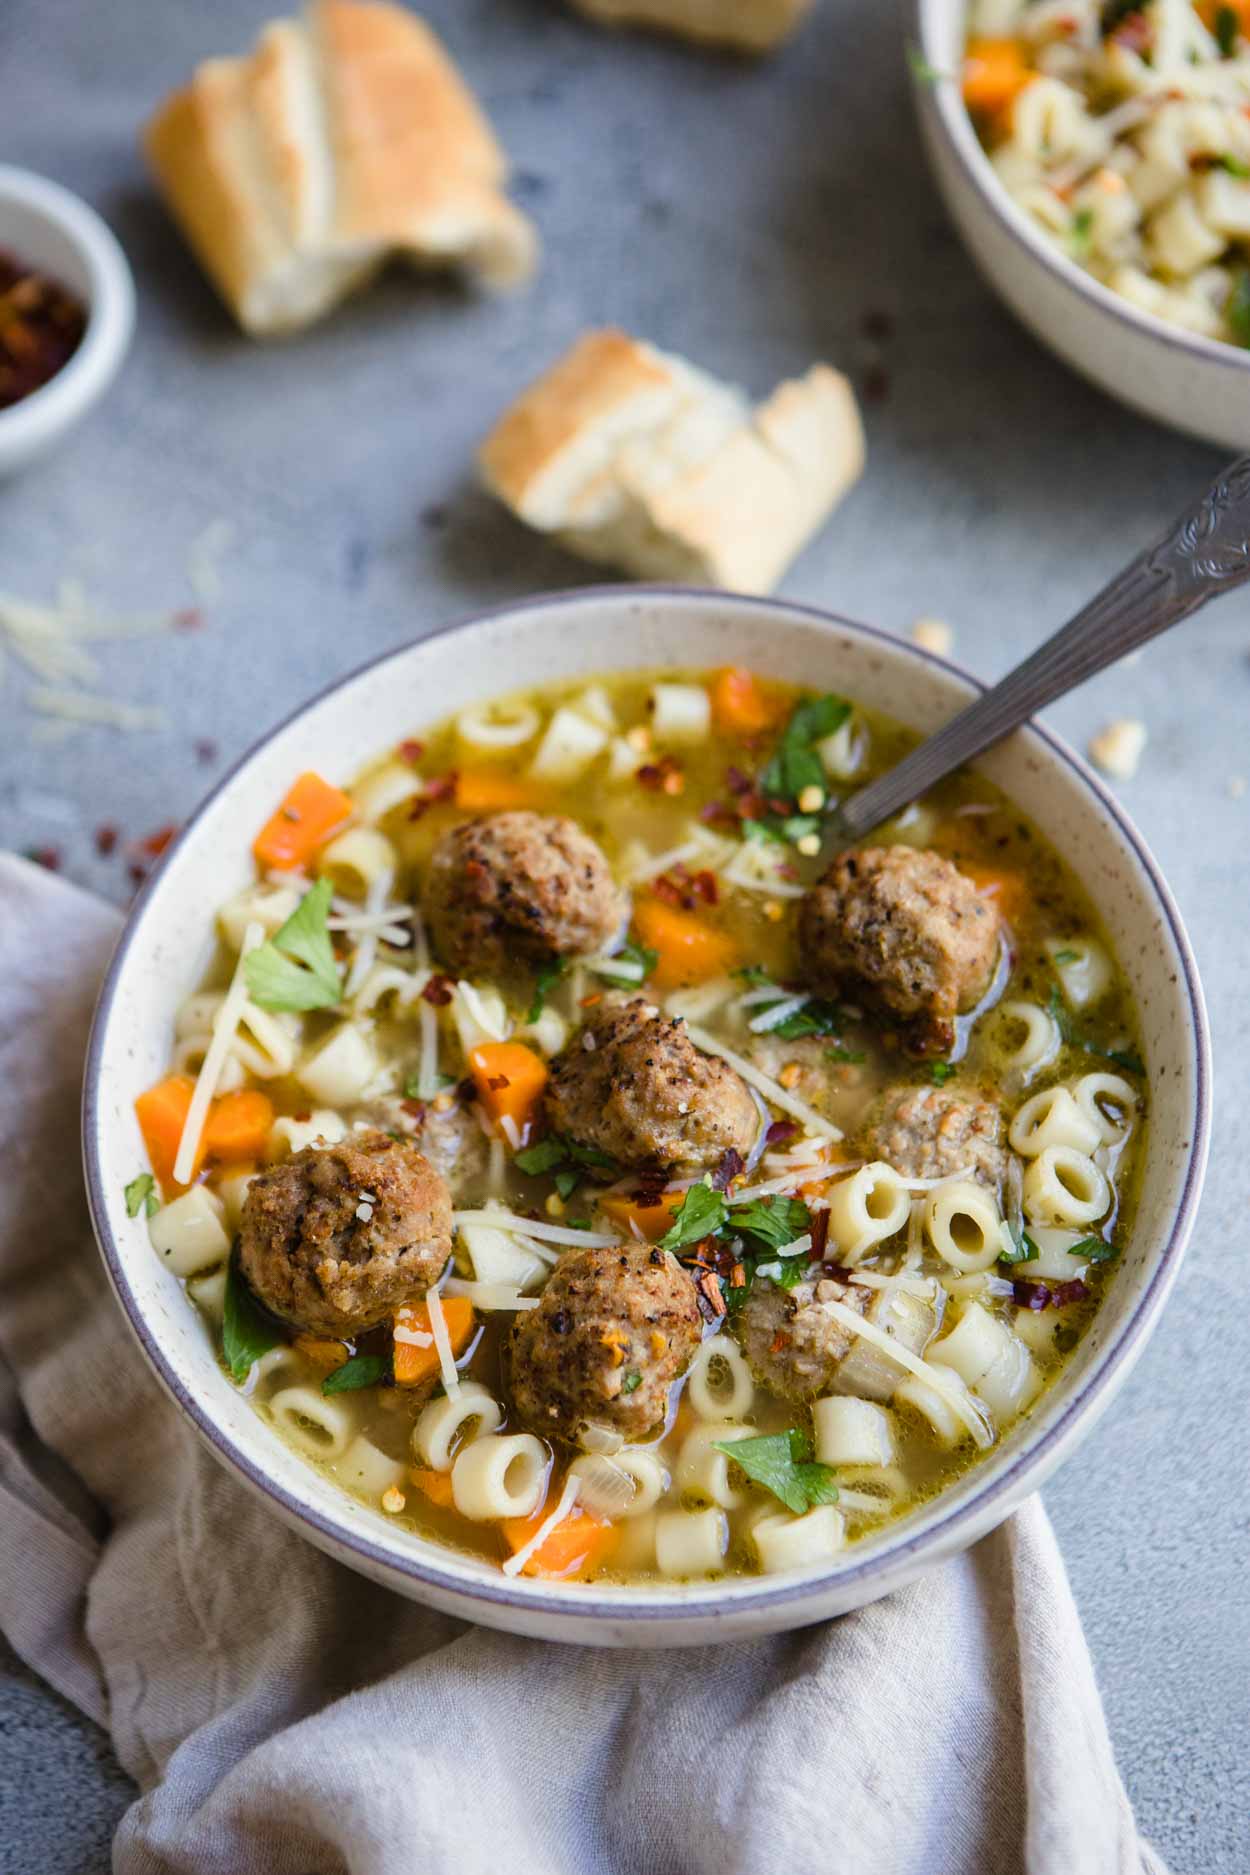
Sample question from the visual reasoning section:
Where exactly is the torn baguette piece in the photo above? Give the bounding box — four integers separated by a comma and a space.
144, 0, 536, 337
479, 329, 865, 594
568, 0, 813, 54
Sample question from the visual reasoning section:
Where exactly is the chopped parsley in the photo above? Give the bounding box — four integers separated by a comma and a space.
244, 878, 342, 1012
1051, 947, 1079, 966
124, 1172, 160, 1219
322, 1352, 391, 1395
1219, 151, 1250, 177
715, 1428, 840, 1515
1071, 207, 1094, 254
1072, 1234, 1119, 1265
222, 1259, 279, 1383
743, 813, 821, 846
733, 965, 773, 988
999, 1227, 1039, 1266
905, 41, 950, 84
1047, 987, 1144, 1075
526, 959, 567, 1023
513, 1133, 619, 1196
658, 1181, 729, 1253
929, 1061, 956, 1086
825, 1044, 867, 1066
771, 998, 845, 1041
759, 694, 851, 806
729, 1194, 812, 1253
620, 1370, 643, 1395
1227, 269, 1250, 347
1216, 5, 1239, 57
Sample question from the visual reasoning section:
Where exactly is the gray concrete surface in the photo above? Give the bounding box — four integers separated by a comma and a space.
1, 0, 1247, 1870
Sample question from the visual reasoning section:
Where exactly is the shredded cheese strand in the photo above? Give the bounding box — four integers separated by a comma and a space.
452, 1209, 621, 1248
685, 1025, 842, 1141
819, 1298, 993, 1449
502, 1474, 581, 1579
442, 1278, 543, 1311
173, 920, 264, 1185
424, 1286, 460, 1397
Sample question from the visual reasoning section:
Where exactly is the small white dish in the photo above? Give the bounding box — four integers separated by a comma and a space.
909, 0, 1250, 451
0, 166, 135, 476
82, 589, 1210, 1646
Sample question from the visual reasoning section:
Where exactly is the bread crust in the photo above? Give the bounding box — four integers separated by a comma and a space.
568, 0, 814, 54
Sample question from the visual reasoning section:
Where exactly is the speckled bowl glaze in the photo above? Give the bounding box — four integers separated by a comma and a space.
82, 590, 1209, 1646
910, 0, 1250, 451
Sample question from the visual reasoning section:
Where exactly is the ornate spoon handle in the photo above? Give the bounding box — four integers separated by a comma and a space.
832, 456, 1250, 845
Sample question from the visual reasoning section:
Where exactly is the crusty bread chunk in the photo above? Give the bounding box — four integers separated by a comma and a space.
568, 0, 813, 53
478, 329, 865, 594
144, 0, 536, 337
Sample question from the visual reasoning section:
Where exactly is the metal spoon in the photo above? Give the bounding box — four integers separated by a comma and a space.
831, 456, 1250, 845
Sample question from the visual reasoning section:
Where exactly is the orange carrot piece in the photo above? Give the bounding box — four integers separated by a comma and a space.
252, 771, 354, 871
633, 898, 738, 990
961, 864, 1031, 930
501, 1504, 617, 1580
135, 1074, 203, 1192
599, 1190, 684, 1242
468, 1041, 549, 1146
455, 771, 548, 813
712, 667, 784, 736
408, 1466, 456, 1507
203, 1089, 274, 1163
392, 1295, 477, 1389
293, 1334, 350, 1372
962, 37, 1031, 118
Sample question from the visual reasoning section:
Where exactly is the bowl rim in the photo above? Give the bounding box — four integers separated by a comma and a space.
0, 163, 136, 454
907, 0, 1250, 378
82, 586, 1211, 1624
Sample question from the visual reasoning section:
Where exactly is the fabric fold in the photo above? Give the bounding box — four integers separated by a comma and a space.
0, 853, 1164, 1875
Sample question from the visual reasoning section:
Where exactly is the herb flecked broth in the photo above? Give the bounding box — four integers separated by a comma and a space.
160, 669, 1146, 1584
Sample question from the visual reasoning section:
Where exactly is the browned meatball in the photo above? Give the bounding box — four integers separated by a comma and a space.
238, 1132, 452, 1337
737, 1274, 871, 1404
546, 997, 759, 1171
863, 1083, 1007, 1192
799, 845, 999, 1053
423, 811, 627, 977
508, 1244, 702, 1444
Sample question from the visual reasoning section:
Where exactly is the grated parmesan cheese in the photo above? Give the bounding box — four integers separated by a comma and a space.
502, 1474, 581, 1578
684, 1024, 842, 1142
452, 1209, 621, 1249
186, 519, 236, 604
424, 1285, 461, 1397
172, 921, 264, 1186
820, 1298, 993, 1448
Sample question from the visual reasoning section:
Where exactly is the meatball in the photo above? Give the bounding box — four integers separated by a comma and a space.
546, 997, 759, 1171
508, 1244, 702, 1444
423, 810, 627, 977
863, 1083, 1007, 1192
799, 845, 999, 1052
737, 1273, 870, 1404
238, 1132, 452, 1337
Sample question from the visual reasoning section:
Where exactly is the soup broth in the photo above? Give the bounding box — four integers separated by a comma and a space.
134, 667, 1145, 1584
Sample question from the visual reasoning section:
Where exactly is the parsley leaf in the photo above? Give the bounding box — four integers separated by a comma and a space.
905, 40, 951, 84
999, 1228, 1039, 1266
1104, 1045, 1146, 1075
733, 965, 773, 988
323, 1353, 391, 1395
826, 1044, 867, 1065
759, 695, 851, 806
1216, 5, 1239, 57
715, 1428, 840, 1515
929, 1062, 956, 1086
527, 959, 566, 1024
514, 1133, 619, 1197
514, 1138, 566, 1177
772, 998, 844, 1041
244, 879, 342, 1012
1219, 151, 1250, 176
1073, 1234, 1119, 1265
1228, 269, 1250, 347
554, 1168, 581, 1201
222, 1259, 279, 1382
1071, 207, 1094, 254
1047, 987, 1145, 1075
658, 1182, 728, 1253
743, 814, 821, 847
750, 1255, 813, 1292
124, 1173, 159, 1218
620, 1370, 642, 1395
729, 1194, 811, 1253
1052, 947, 1079, 965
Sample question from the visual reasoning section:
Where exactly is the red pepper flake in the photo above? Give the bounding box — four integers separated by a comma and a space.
0, 250, 87, 409
631, 1170, 670, 1209
636, 755, 684, 794
769, 1330, 790, 1354
127, 861, 147, 888
709, 1148, 745, 1192
408, 772, 457, 819
696, 1268, 727, 1320
400, 1099, 426, 1120
699, 799, 738, 830
171, 607, 204, 632
726, 765, 753, 796
399, 739, 425, 765
194, 738, 218, 767
24, 845, 61, 871
819, 1259, 858, 1284
764, 1120, 797, 1146
94, 824, 118, 857
293, 1111, 311, 1123
1052, 1278, 1090, 1309
486, 1073, 510, 1093
653, 863, 720, 911
138, 824, 179, 859
1013, 1280, 1051, 1311
1013, 1278, 1089, 1311
420, 974, 455, 1006
809, 1209, 830, 1261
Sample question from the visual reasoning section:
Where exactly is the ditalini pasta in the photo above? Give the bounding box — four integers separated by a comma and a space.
963, 0, 1250, 349
129, 665, 1146, 1583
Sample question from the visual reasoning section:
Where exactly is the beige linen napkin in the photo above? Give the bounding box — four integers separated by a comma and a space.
0, 852, 1166, 1875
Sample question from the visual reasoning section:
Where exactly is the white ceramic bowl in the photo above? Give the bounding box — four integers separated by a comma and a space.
909, 0, 1250, 450
82, 590, 1210, 1646
0, 166, 135, 476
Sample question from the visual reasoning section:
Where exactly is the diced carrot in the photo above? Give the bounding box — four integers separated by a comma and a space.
293, 1334, 349, 1372
135, 1074, 203, 1192
711, 667, 784, 736
599, 1190, 684, 1241
455, 770, 548, 813
468, 1041, 549, 1147
408, 1465, 456, 1507
633, 897, 738, 990
203, 1089, 274, 1163
961, 864, 1031, 930
962, 37, 1031, 119
501, 1503, 618, 1580
252, 771, 354, 871
392, 1295, 477, 1389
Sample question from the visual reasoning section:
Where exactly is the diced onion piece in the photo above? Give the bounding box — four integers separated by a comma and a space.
148, 1187, 230, 1277
528, 706, 609, 782
820, 1298, 993, 1448
649, 682, 711, 746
